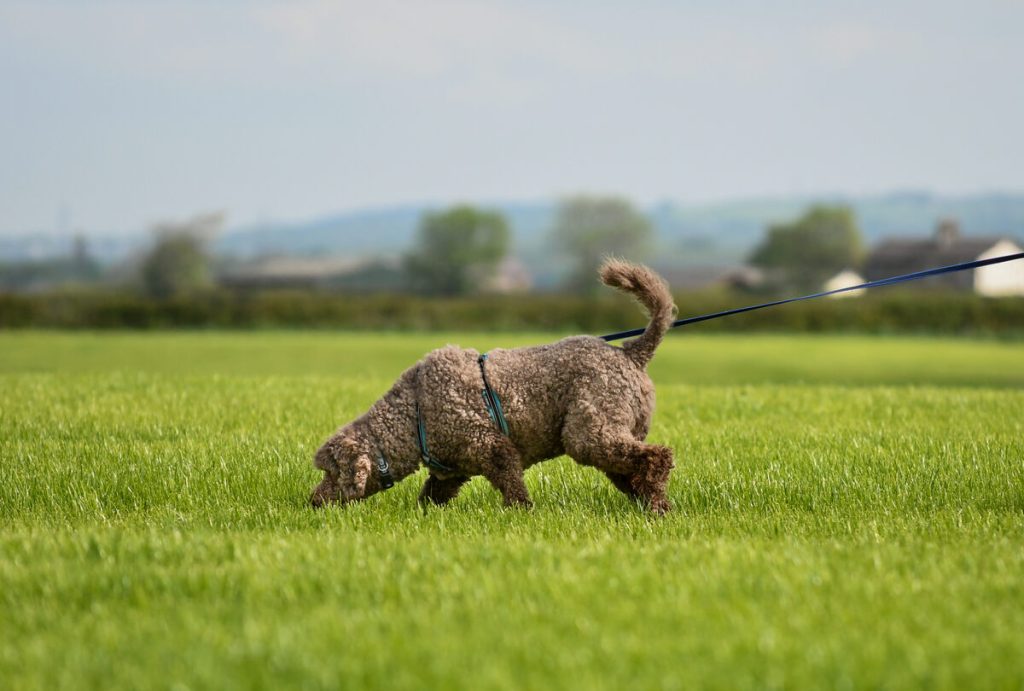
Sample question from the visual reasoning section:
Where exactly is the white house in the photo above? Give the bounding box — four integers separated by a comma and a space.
974, 239, 1024, 296
862, 219, 1024, 296
823, 269, 866, 298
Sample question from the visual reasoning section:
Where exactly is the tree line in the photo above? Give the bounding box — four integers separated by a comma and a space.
145, 200, 860, 298
4, 199, 866, 298
404, 196, 653, 296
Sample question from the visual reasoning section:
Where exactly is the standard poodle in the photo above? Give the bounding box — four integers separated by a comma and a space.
309, 259, 677, 514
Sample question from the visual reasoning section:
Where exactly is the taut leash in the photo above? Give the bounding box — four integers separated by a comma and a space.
600, 251, 1024, 342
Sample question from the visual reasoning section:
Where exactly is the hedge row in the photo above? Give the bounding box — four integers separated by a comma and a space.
0, 289, 1022, 335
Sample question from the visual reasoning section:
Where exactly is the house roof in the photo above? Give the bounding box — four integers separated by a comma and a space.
652, 264, 762, 290
225, 256, 364, 280
863, 220, 1015, 283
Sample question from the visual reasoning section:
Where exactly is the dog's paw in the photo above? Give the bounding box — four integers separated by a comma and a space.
503, 498, 534, 510
648, 497, 672, 516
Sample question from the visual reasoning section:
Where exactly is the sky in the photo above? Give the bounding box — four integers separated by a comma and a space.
1, 0, 1023, 237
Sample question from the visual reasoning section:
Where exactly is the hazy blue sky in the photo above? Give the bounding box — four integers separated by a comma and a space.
1, 0, 1022, 236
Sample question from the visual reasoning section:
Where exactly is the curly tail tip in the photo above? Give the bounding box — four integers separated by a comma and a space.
599, 258, 676, 367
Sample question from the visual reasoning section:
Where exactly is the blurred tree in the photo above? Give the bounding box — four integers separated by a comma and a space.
0, 234, 101, 292
140, 212, 223, 298
71, 234, 95, 272
749, 205, 865, 292
405, 205, 510, 295
552, 196, 652, 294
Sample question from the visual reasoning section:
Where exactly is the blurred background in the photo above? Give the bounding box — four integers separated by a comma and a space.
1, 1, 1022, 333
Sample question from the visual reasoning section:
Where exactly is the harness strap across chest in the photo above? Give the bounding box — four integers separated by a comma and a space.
478, 353, 510, 436
416, 404, 454, 472
414, 351, 510, 475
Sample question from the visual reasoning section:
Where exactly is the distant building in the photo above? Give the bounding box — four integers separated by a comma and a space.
721, 266, 766, 291
653, 264, 764, 291
863, 219, 1024, 296
219, 255, 525, 294
219, 256, 371, 290
823, 269, 866, 298
482, 257, 533, 294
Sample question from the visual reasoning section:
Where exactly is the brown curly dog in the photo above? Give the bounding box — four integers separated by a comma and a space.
310, 259, 677, 514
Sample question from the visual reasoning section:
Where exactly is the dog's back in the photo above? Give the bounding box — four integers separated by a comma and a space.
416, 260, 677, 466
482, 336, 651, 463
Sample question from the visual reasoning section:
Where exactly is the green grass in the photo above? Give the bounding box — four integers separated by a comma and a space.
2, 331, 1023, 690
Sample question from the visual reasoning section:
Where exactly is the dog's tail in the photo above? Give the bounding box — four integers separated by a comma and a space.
599, 258, 677, 368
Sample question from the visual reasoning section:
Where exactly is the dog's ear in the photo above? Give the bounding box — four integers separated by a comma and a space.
337, 433, 372, 500
343, 453, 372, 500
314, 429, 371, 500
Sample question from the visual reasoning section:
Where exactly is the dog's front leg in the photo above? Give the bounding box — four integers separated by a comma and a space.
603, 471, 640, 499
418, 474, 469, 508
481, 439, 532, 509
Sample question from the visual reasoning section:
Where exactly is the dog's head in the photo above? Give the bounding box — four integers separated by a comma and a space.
309, 426, 377, 508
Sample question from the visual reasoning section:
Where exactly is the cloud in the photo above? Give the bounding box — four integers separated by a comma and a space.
1, 0, 1022, 235
809, 19, 928, 68
0, 1, 811, 91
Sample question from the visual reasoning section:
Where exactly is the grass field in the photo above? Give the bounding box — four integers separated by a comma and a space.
2, 331, 1023, 690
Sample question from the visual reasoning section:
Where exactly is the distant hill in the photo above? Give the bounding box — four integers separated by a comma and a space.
5, 193, 1024, 278
651, 191, 1024, 265
215, 192, 1024, 284
215, 202, 559, 259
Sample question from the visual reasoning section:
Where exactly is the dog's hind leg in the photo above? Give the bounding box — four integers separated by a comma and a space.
419, 474, 469, 507
582, 439, 673, 514
628, 443, 674, 515
480, 437, 532, 509
563, 409, 674, 514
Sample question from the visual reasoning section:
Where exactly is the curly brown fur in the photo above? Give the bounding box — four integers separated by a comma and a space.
310, 259, 677, 514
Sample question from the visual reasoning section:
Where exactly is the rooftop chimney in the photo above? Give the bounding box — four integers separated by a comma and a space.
935, 218, 960, 248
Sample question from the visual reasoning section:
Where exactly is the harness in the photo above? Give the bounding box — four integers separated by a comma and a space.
409, 351, 510, 478
374, 403, 460, 487
416, 404, 454, 472
478, 353, 510, 436
375, 452, 395, 489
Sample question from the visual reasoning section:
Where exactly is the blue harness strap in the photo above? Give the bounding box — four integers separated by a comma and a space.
415, 355, 509, 476
478, 353, 510, 436
416, 404, 453, 472
600, 251, 1024, 342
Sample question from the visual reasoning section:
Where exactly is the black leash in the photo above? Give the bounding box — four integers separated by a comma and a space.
600, 251, 1024, 342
